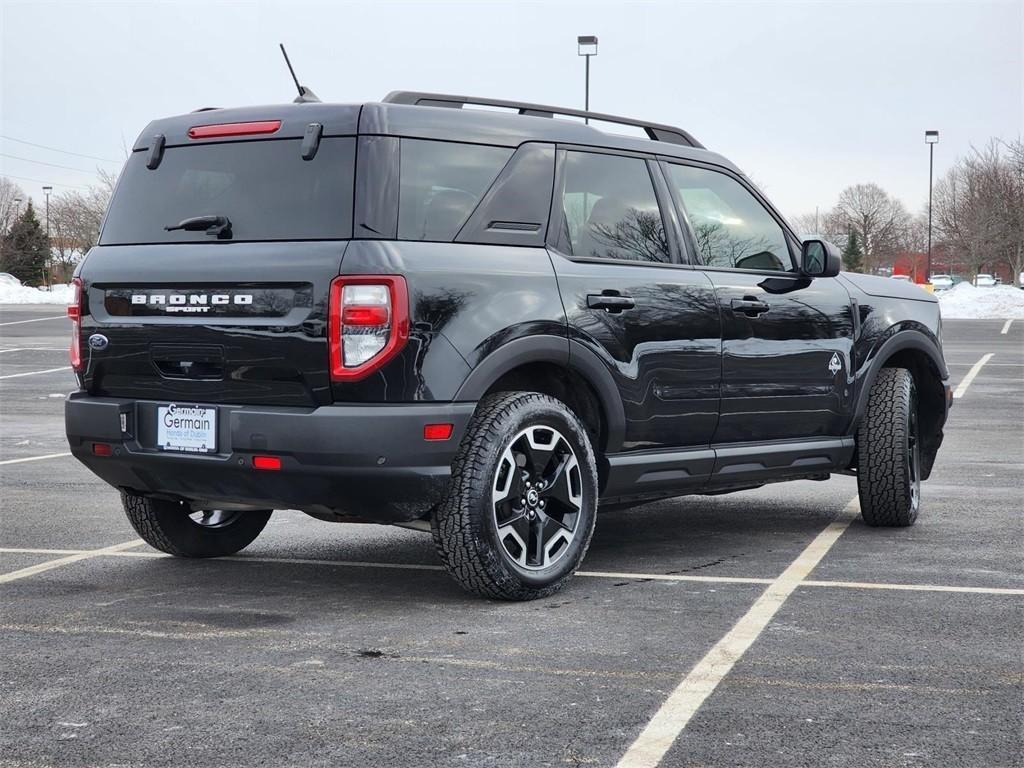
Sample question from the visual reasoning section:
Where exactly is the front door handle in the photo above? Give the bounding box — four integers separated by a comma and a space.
731, 297, 770, 316
587, 294, 635, 313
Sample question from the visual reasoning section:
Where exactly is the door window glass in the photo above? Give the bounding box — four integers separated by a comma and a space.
559, 152, 669, 263
666, 164, 792, 271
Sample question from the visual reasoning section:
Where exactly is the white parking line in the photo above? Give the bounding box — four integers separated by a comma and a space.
0, 347, 66, 354
1001, 319, 1013, 334
0, 315, 66, 326
2, 544, 1021, 596
0, 366, 72, 380
0, 539, 143, 584
614, 497, 859, 768
0, 452, 72, 466
801, 579, 1024, 596
952, 353, 994, 399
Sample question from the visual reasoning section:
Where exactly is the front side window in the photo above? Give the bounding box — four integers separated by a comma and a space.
666, 164, 792, 272
559, 151, 669, 263
397, 139, 513, 241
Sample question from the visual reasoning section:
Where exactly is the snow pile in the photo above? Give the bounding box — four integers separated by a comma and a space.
0, 282, 76, 305
938, 282, 1024, 319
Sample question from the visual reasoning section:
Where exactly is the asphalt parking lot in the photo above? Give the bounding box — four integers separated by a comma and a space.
1, 304, 1021, 768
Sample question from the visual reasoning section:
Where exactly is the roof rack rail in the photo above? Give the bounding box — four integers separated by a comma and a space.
381, 91, 704, 149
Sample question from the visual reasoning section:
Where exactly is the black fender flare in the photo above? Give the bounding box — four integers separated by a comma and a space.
852, 329, 949, 431
453, 335, 626, 452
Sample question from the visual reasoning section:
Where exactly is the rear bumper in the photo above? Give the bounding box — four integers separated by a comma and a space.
65, 394, 476, 522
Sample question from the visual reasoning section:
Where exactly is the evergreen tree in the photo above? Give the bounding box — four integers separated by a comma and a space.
0, 202, 50, 284
842, 230, 864, 273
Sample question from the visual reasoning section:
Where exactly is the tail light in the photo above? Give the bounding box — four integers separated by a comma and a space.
67, 277, 83, 372
328, 275, 409, 381
187, 120, 281, 139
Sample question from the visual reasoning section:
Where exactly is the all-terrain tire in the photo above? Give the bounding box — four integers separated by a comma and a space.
431, 392, 599, 601
856, 367, 921, 527
122, 493, 272, 557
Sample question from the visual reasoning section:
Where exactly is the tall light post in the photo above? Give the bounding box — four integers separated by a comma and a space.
577, 36, 598, 122
42, 185, 53, 289
925, 130, 938, 281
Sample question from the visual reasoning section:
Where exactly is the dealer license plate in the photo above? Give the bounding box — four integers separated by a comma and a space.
156, 404, 217, 454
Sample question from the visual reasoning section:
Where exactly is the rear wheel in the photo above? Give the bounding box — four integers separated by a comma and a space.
856, 367, 921, 527
122, 492, 272, 557
432, 392, 599, 600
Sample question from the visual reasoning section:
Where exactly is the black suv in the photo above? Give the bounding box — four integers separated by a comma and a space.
66, 92, 951, 600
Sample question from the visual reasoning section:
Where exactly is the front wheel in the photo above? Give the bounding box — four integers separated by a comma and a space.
122, 493, 272, 557
432, 392, 599, 600
856, 367, 921, 527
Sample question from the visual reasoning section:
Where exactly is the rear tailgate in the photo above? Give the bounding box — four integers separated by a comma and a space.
77, 108, 358, 407
79, 241, 345, 406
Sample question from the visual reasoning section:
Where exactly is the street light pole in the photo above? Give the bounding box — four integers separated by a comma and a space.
42, 185, 53, 289
925, 130, 938, 282
577, 36, 598, 123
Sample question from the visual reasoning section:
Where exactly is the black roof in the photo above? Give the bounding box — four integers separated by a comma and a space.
132, 94, 739, 174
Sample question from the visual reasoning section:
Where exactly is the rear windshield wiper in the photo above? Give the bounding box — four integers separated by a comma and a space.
164, 215, 232, 240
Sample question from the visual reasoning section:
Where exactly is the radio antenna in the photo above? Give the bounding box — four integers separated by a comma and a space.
279, 44, 320, 103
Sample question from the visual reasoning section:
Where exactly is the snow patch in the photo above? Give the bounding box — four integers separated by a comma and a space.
938, 283, 1024, 319
0, 283, 75, 305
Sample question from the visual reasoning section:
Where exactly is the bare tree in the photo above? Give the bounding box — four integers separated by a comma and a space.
0, 177, 27, 235
933, 141, 1014, 282
789, 212, 822, 239
997, 139, 1024, 286
45, 176, 114, 282
826, 183, 911, 273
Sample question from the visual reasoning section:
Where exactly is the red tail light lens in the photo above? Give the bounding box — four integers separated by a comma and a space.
328, 276, 409, 382
68, 277, 83, 372
187, 120, 281, 139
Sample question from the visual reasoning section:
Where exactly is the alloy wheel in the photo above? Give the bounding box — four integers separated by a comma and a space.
492, 425, 583, 570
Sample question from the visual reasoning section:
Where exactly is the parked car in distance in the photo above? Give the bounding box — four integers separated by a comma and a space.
0, 272, 23, 287
974, 273, 997, 287
930, 274, 954, 292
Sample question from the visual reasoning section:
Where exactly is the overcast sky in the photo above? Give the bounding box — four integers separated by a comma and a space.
1, 0, 1020, 219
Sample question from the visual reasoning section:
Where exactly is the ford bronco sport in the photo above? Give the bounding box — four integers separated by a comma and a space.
65, 92, 951, 600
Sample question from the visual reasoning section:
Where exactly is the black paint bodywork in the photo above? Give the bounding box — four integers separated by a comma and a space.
66, 99, 950, 521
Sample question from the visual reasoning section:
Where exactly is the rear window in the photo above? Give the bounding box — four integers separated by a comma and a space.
100, 138, 355, 244
397, 139, 513, 241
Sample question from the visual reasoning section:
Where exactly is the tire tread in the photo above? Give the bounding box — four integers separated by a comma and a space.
857, 367, 918, 527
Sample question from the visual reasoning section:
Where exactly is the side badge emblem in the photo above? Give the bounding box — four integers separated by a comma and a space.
87, 334, 109, 351
828, 352, 842, 375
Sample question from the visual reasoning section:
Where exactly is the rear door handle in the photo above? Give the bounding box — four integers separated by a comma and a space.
730, 297, 770, 316
587, 294, 635, 313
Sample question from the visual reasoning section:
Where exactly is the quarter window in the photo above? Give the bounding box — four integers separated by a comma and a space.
559, 152, 669, 263
397, 139, 513, 241
666, 164, 792, 272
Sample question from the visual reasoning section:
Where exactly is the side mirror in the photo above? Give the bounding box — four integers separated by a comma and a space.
800, 239, 841, 278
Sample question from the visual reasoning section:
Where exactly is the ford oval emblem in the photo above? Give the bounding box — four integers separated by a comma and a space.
87, 334, 109, 351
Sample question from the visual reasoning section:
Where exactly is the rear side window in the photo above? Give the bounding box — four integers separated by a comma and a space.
557, 151, 669, 263
100, 138, 355, 244
397, 139, 513, 241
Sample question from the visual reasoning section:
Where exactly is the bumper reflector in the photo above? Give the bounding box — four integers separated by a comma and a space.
423, 423, 454, 441
92, 443, 112, 457
252, 455, 282, 471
